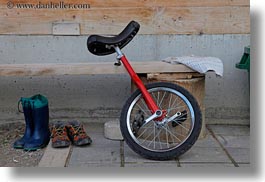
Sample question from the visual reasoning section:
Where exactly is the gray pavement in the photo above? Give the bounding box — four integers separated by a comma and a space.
65, 123, 250, 167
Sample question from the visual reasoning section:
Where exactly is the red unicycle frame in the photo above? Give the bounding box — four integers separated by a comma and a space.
114, 46, 165, 121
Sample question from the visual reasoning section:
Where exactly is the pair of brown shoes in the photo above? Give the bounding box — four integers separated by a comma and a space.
50, 121, 92, 148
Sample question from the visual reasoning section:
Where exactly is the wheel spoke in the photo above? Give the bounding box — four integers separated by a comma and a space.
147, 126, 163, 148
170, 99, 187, 112
136, 125, 153, 139
163, 125, 182, 142
157, 91, 160, 106
135, 103, 149, 117
168, 93, 173, 111
157, 129, 163, 149
140, 98, 152, 115
170, 96, 178, 110
153, 123, 156, 149
174, 121, 190, 132
139, 123, 156, 145
158, 91, 167, 108
165, 125, 169, 148
167, 105, 186, 112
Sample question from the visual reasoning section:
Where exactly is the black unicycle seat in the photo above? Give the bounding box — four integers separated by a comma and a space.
87, 21, 140, 56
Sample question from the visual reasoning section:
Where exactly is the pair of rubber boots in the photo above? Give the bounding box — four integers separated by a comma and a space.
13, 94, 50, 151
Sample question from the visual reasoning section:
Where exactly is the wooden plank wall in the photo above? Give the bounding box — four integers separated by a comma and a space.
0, 0, 250, 35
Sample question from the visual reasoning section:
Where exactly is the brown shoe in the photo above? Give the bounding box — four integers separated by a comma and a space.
50, 121, 71, 148
67, 121, 92, 146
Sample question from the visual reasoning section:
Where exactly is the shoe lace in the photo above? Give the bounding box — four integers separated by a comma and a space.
51, 126, 65, 138
71, 125, 87, 137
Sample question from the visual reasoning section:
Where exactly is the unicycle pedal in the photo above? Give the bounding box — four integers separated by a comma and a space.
172, 110, 187, 127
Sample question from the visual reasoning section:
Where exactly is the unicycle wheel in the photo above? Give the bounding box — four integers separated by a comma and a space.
120, 82, 202, 160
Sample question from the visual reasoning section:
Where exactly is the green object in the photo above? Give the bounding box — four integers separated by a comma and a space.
20, 94, 48, 109
236, 46, 250, 72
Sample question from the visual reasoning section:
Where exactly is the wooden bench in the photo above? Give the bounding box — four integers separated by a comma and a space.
0, 61, 194, 76
0, 61, 206, 138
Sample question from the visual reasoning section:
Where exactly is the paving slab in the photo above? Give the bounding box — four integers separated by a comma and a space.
84, 122, 105, 134
216, 135, 249, 149
207, 125, 250, 165
178, 147, 231, 163
123, 131, 219, 163
67, 123, 121, 167
68, 160, 121, 167
38, 141, 71, 167
123, 143, 177, 164
193, 132, 220, 148
237, 163, 251, 167
68, 144, 121, 167
125, 162, 179, 167
207, 125, 250, 136
225, 148, 250, 163
180, 162, 234, 167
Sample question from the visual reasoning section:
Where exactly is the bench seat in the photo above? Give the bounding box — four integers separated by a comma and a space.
0, 61, 195, 76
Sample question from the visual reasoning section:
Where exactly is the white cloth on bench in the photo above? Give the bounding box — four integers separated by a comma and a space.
162, 56, 223, 77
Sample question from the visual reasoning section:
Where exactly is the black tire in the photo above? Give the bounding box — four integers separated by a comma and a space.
120, 82, 202, 160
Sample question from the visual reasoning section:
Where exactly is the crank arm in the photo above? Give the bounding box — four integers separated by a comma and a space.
162, 112, 182, 125
141, 110, 162, 127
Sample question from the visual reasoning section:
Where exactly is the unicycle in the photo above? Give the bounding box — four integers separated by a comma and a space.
87, 21, 202, 160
